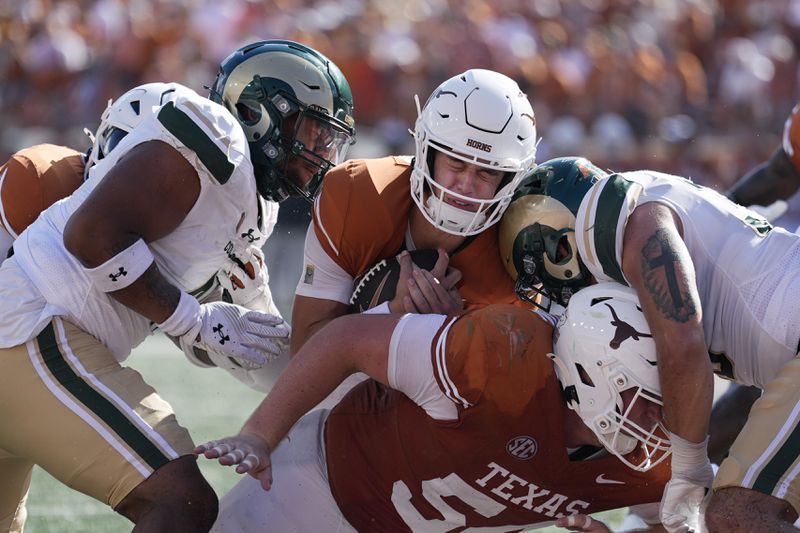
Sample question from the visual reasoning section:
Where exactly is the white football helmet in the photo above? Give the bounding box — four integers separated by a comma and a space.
85, 82, 195, 178
549, 282, 671, 472
411, 69, 538, 236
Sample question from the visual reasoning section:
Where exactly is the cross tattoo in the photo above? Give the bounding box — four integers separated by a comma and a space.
646, 249, 684, 308
641, 228, 696, 323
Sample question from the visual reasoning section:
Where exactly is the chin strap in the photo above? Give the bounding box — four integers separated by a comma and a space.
423, 194, 487, 234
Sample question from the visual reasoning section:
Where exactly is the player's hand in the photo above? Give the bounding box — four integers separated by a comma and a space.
659, 433, 714, 532
659, 476, 710, 532
555, 514, 611, 532
393, 249, 462, 314
220, 246, 271, 312
195, 432, 274, 490
181, 302, 290, 369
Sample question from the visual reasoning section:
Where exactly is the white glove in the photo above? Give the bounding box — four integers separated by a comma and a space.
219, 246, 273, 313
167, 298, 289, 370
660, 432, 714, 533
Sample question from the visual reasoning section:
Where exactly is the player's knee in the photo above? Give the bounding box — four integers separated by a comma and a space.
117, 456, 218, 530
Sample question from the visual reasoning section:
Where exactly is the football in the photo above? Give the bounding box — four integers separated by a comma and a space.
349, 249, 441, 312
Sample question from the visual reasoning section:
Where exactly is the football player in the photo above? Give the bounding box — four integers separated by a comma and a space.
0, 40, 354, 532
706, 102, 800, 469
500, 156, 800, 531
197, 304, 671, 531
0, 82, 283, 394
291, 68, 539, 354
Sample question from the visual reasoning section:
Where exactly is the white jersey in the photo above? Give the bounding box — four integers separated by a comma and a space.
0, 90, 275, 360
575, 170, 800, 388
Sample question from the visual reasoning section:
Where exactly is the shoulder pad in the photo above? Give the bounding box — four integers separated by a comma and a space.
156, 96, 244, 185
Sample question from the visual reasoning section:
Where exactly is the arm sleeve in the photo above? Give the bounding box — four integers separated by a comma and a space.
387, 313, 458, 421
294, 220, 354, 303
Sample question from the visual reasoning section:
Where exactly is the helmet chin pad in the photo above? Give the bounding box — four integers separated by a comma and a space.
422, 184, 489, 235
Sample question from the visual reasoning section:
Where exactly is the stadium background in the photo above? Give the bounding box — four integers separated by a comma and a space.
3, 0, 797, 530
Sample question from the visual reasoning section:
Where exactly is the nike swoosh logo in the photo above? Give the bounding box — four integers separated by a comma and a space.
595, 474, 625, 485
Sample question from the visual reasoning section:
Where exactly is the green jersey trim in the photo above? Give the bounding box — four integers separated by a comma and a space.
157, 101, 234, 184
592, 174, 635, 285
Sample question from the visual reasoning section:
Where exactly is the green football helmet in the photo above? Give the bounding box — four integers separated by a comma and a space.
499, 156, 608, 310
210, 40, 356, 203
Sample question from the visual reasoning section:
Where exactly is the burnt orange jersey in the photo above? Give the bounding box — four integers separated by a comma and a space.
0, 144, 84, 237
313, 156, 520, 308
325, 305, 670, 531
782, 103, 800, 171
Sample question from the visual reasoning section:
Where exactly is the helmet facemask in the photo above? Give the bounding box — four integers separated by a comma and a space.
281, 104, 355, 200
410, 69, 538, 236
549, 283, 672, 472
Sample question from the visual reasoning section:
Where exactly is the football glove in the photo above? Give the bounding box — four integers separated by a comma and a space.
660, 432, 714, 533
176, 300, 290, 369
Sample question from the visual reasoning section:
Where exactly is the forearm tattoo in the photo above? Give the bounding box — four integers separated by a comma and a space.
138, 264, 181, 310
640, 228, 696, 323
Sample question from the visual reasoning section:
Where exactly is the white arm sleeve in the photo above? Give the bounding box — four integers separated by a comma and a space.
388, 313, 458, 421
294, 221, 354, 304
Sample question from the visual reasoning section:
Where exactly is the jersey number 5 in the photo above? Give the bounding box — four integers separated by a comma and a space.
391, 474, 530, 532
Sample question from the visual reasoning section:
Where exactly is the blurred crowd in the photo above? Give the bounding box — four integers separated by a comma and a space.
2, 0, 800, 192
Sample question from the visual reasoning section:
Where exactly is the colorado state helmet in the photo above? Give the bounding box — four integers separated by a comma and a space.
499, 156, 607, 310
209, 40, 355, 203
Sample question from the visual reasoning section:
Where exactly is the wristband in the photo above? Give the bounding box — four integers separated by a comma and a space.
83, 238, 155, 292
158, 291, 201, 338
668, 431, 710, 478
